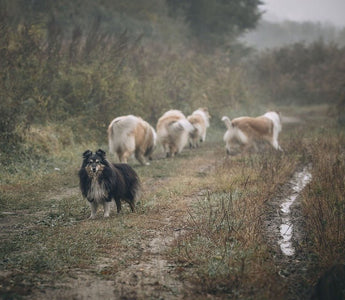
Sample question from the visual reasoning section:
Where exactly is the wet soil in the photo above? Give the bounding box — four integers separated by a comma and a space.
263, 165, 314, 300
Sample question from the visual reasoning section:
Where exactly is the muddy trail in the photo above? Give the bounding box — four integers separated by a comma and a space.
1, 116, 324, 299
1, 160, 317, 300
1, 151, 216, 300
30, 194, 193, 300
264, 165, 314, 300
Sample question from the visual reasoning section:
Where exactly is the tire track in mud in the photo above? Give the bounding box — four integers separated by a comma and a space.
278, 165, 312, 256
264, 164, 313, 300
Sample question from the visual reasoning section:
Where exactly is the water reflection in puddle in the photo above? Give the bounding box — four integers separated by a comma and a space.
279, 166, 312, 256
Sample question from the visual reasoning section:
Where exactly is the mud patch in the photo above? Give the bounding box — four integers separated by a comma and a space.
264, 164, 314, 299
111, 211, 192, 299
29, 271, 117, 300
278, 166, 312, 256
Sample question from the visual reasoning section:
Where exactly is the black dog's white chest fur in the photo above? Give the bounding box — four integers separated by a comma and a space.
87, 177, 107, 204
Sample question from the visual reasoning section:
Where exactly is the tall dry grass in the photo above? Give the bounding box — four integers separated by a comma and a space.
302, 131, 345, 269
171, 148, 299, 298
171, 115, 345, 298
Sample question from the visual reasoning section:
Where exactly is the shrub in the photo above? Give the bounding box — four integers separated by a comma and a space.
250, 41, 345, 106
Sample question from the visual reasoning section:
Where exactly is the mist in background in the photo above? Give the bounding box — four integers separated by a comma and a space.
242, 0, 345, 50
261, 0, 345, 27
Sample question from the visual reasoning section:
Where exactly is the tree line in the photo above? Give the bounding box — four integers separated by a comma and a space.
1, 0, 344, 163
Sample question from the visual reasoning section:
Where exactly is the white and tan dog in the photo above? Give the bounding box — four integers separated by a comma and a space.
221, 111, 282, 155
187, 107, 211, 148
156, 109, 194, 157
108, 115, 156, 165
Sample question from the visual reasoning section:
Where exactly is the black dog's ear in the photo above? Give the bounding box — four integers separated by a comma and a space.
96, 149, 106, 159
82, 150, 92, 159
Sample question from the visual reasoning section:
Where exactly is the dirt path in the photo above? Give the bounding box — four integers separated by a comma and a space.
1, 116, 317, 299
26, 165, 314, 300
20, 153, 213, 300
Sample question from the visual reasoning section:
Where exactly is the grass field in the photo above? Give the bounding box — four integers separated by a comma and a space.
0, 105, 344, 299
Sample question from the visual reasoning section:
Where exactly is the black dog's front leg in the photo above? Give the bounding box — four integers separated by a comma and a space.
114, 198, 122, 213
89, 200, 98, 219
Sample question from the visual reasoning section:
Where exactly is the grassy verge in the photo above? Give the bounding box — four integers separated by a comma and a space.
170, 150, 299, 299
0, 105, 344, 299
168, 106, 345, 298
303, 130, 345, 267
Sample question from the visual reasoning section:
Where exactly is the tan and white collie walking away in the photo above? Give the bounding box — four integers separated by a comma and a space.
187, 107, 211, 148
222, 111, 282, 155
108, 115, 156, 165
156, 109, 194, 157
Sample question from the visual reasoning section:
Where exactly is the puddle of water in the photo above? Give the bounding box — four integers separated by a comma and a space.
278, 166, 312, 256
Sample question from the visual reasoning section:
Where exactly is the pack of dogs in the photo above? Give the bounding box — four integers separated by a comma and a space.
79, 108, 283, 219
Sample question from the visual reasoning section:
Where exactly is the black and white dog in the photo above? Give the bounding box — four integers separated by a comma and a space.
78, 149, 141, 219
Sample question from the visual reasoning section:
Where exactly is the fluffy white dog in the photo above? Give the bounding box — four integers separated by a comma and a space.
108, 115, 156, 165
187, 107, 211, 148
156, 109, 194, 157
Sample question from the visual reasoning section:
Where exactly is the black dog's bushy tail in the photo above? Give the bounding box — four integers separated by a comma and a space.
112, 163, 141, 211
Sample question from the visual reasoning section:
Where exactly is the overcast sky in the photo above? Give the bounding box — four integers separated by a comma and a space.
260, 0, 345, 27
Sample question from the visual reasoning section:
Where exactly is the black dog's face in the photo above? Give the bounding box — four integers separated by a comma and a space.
82, 149, 107, 177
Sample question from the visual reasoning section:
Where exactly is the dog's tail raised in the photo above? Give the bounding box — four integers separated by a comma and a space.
221, 116, 232, 130
107, 122, 116, 155
170, 118, 195, 134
